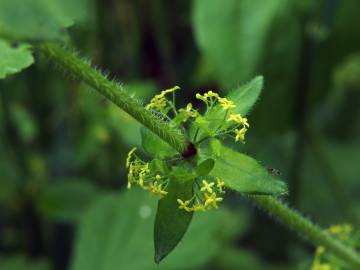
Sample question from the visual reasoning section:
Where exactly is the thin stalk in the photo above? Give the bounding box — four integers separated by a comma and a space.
39, 43, 188, 154
39, 43, 360, 268
249, 195, 360, 268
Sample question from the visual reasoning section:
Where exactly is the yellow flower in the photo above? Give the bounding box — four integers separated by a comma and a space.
218, 97, 235, 110
216, 178, 225, 193
178, 103, 198, 119
196, 93, 208, 103
204, 193, 223, 209
155, 174, 161, 181
203, 90, 219, 99
235, 127, 247, 142
227, 113, 249, 128
146, 86, 180, 111
311, 260, 332, 270
126, 147, 137, 168
191, 203, 206, 212
200, 180, 215, 193
177, 199, 192, 212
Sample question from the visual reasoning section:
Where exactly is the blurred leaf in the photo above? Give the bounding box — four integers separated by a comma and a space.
0, 39, 34, 79
210, 144, 287, 194
141, 127, 177, 158
334, 52, 360, 90
154, 177, 193, 263
35, 179, 100, 222
0, 0, 90, 41
192, 0, 286, 88
0, 255, 49, 270
71, 189, 232, 270
196, 158, 215, 176
10, 103, 37, 142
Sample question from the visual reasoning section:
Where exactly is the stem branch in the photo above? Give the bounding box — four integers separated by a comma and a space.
248, 195, 360, 268
39, 43, 188, 154
39, 42, 360, 268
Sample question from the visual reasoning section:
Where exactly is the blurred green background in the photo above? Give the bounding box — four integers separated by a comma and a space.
0, 0, 359, 269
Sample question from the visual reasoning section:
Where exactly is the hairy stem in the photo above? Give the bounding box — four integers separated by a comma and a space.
39, 43, 188, 154
39, 43, 360, 268
249, 195, 360, 268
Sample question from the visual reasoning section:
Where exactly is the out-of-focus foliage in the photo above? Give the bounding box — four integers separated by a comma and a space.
0, 0, 359, 269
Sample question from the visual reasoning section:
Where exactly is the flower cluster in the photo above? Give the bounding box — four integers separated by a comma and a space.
126, 87, 250, 212
146, 85, 180, 112
196, 90, 249, 143
311, 224, 353, 270
177, 178, 225, 212
126, 147, 168, 198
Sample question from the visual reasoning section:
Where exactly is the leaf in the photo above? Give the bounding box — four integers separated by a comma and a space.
0, 39, 34, 79
192, 0, 285, 88
210, 144, 287, 194
0, 0, 90, 41
0, 255, 50, 270
35, 179, 100, 223
227, 75, 263, 116
192, 76, 263, 139
71, 189, 229, 270
154, 177, 194, 264
196, 158, 215, 176
141, 127, 177, 158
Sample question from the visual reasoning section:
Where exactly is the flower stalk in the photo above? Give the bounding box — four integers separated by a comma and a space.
39, 43, 360, 268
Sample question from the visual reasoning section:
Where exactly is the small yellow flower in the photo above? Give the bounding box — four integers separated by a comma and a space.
196, 93, 208, 103
126, 147, 137, 168
311, 260, 332, 270
235, 127, 247, 142
227, 113, 249, 128
218, 97, 235, 110
192, 203, 206, 212
200, 180, 215, 193
146, 86, 180, 111
204, 193, 223, 209
155, 174, 161, 181
177, 199, 192, 212
216, 178, 225, 193
203, 90, 219, 99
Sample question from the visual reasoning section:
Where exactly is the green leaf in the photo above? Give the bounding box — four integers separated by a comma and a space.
0, 39, 34, 79
192, 0, 285, 88
192, 76, 263, 140
196, 158, 215, 176
154, 177, 194, 264
0, 0, 90, 41
141, 127, 177, 158
71, 189, 229, 270
0, 255, 50, 270
227, 75, 263, 116
210, 144, 287, 194
35, 179, 100, 223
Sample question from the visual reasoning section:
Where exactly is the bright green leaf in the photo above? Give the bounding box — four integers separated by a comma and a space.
0, 39, 33, 79
141, 127, 177, 158
210, 144, 287, 194
154, 177, 194, 263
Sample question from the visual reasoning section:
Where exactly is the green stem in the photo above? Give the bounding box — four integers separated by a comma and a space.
39, 43, 360, 268
249, 195, 360, 268
39, 43, 188, 154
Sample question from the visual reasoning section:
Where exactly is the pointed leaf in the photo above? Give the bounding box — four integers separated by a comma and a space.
210, 144, 287, 195
0, 39, 33, 79
154, 177, 194, 263
196, 158, 215, 176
